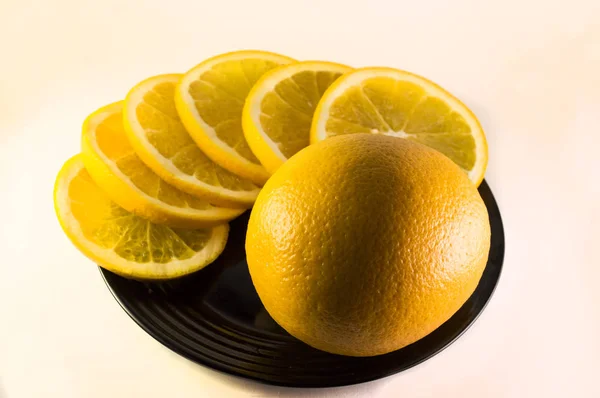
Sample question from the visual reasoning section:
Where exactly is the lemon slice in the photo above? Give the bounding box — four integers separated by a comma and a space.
123, 74, 260, 208
81, 101, 244, 228
242, 61, 352, 174
175, 50, 296, 185
311, 67, 488, 185
54, 155, 229, 280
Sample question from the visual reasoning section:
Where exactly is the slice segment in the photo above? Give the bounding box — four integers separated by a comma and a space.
81, 101, 244, 228
175, 50, 296, 184
242, 61, 351, 174
311, 67, 488, 185
54, 155, 229, 280
123, 74, 260, 208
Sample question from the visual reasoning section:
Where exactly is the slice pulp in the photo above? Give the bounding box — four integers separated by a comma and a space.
54, 155, 229, 280
242, 61, 351, 173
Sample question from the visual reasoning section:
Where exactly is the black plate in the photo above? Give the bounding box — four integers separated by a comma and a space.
101, 180, 504, 388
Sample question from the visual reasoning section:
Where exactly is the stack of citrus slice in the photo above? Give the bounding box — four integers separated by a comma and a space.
54, 50, 488, 280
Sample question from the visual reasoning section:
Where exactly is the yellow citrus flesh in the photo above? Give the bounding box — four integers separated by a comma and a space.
242, 61, 352, 174
246, 134, 491, 356
123, 74, 260, 208
311, 67, 488, 186
175, 50, 296, 185
54, 155, 229, 280
81, 101, 244, 228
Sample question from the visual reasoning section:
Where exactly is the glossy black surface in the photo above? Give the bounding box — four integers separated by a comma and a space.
101, 180, 504, 387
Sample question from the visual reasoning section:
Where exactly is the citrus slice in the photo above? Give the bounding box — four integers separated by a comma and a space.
311, 67, 488, 185
81, 101, 244, 228
175, 50, 296, 185
54, 155, 229, 280
242, 61, 352, 174
123, 74, 260, 208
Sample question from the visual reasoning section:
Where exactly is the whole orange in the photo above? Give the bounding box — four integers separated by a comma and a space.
246, 134, 491, 356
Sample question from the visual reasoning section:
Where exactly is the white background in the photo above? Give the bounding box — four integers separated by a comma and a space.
1, 0, 599, 397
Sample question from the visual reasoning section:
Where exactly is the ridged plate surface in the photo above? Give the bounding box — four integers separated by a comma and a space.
101, 180, 504, 387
